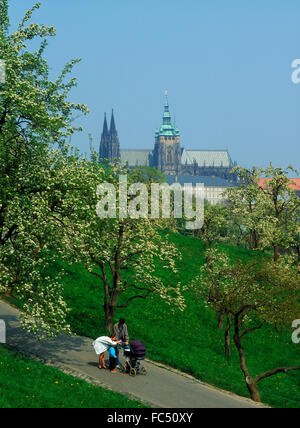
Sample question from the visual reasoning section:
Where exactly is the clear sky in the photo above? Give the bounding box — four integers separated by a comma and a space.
7, 0, 300, 173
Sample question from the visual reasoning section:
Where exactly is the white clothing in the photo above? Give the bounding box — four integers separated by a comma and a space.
93, 336, 118, 355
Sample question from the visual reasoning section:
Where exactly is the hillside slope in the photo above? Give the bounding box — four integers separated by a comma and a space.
56, 231, 299, 408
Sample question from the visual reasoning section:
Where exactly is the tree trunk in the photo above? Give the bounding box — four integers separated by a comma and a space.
5, 288, 12, 297
225, 316, 231, 358
233, 314, 262, 403
273, 244, 280, 262
104, 292, 120, 333
245, 376, 261, 402
217, 312, 224, 329
254, 230, 259, 249
104, 304, 115, 333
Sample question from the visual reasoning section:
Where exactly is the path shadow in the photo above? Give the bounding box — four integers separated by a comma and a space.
1, 311, 93, 367
88, 361, 99, 368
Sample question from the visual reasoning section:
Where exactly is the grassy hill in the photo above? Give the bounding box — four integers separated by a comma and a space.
0, 346, 146, 408
53, 231, 300, 409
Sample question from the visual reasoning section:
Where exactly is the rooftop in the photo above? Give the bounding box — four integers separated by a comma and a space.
259, 178, 300, 191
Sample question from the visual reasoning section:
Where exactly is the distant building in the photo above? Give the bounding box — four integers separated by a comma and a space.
165, 175, 237, 205
99, 110, 120, 162
259, 178, 300, 197
99, 93, 238, 185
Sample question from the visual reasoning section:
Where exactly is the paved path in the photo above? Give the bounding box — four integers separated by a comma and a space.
0, 300, 264, 408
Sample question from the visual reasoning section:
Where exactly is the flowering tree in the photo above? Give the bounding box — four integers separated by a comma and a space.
191, 249, 300, 402
226, 165, 300, 260
292, 207, 300, 262
62, 162, 185, 332
0, 1, 89, 337
226, 167, 264, 250
258, 164, 300, 261
194, 203, 228, 249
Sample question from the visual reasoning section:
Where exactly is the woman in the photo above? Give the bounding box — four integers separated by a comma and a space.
93, 333, 121, 372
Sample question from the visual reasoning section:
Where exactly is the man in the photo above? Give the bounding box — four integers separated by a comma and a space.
114, 318, 130, 368
93, 333, 121, 373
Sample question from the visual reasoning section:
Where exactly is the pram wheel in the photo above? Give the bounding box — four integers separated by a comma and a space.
120, 363, 127, 374
140, 366, 147, 375
129, 368, 137, 377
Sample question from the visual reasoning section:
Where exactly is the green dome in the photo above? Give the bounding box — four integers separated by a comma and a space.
156, 93, 180, 138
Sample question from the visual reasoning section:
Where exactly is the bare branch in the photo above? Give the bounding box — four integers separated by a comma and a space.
255, 366, 300, 384
117, 291, 153, 308
239, 324, 263, 340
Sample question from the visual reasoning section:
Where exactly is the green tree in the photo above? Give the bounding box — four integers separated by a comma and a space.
226, 167, 265, 250
132, 166, 166, 184
194, 203, 228, 249
191, 249, 300, 402
226, 165, 300, 261
62, 162, 185, 332
0, 1, 88, 337
258, 164, 300, 261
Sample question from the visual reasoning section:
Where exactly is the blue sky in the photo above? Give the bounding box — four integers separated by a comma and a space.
8, 0, 300, 173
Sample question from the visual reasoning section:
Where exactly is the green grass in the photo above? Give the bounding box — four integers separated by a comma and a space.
0, 345, 146, 408
57, 231, 300, 409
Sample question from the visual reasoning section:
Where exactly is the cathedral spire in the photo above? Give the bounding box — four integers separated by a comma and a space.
162, 90, 172, 126
110, 109, 117, 135
102, 113, 109, 137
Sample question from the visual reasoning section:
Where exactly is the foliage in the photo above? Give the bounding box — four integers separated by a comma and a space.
51, 232, 300, 408
0, 1, 89, 337
191, 248, 300, 402
226, 164, 300, 261
193, 203, 228, 248
61, 161, 185, 331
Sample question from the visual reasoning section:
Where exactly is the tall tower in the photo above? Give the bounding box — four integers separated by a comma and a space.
109, 109, 120, 160
153, 91, 181, 175
99, 110, 120, 162
99, 113, 110, 160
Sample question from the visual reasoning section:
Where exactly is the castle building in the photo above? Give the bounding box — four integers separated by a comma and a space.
99, 93, 237, 183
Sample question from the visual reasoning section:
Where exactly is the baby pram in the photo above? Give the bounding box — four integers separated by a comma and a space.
121, 340, 147, 377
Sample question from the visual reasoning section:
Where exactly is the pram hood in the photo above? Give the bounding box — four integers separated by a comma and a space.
130, 340, 146, 359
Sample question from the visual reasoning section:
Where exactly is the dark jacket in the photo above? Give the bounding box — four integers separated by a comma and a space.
114, 323, 129, 343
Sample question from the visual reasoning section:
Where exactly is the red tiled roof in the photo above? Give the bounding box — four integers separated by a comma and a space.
259, 178, 300, 191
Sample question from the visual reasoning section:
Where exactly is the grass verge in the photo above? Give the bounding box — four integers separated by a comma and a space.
0, 345, 146, 408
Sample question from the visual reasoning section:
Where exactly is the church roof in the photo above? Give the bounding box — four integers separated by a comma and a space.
120, 149, 152, 167
181, 149, 233, 168
120, 148, 234, 168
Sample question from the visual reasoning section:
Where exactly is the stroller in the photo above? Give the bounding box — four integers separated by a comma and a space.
121, 340, 147, 377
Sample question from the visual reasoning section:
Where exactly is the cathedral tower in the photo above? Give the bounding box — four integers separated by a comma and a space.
109, 109, 120, 160
99, 110, 120, 162
153, 92, 181, 175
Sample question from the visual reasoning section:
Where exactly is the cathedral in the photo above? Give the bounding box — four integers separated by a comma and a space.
99, 94, 237, 182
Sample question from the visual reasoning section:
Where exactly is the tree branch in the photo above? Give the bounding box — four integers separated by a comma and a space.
117, 291, 153, 308
239, 323, 263, 340
255, 366, 300, 384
